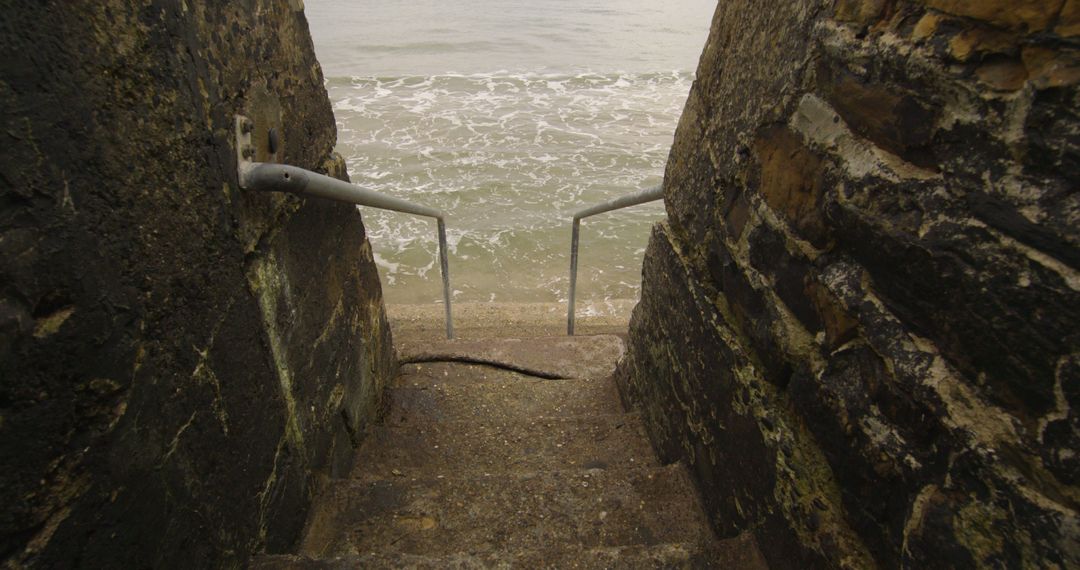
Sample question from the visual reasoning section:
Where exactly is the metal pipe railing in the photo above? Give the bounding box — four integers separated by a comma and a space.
567, 184, 663, 335
235, 117, 453, 339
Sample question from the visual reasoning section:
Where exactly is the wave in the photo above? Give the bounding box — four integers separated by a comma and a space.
324, 66, 684, 304
341, 40, 537, 55
325, 69, 693, 88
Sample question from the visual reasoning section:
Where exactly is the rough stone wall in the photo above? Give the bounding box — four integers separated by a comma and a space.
0, 1, 395, 568
617, 1, 1079, 568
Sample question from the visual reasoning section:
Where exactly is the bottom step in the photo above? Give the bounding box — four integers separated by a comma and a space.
253, 534, 767, 569
299, 465, 708, 558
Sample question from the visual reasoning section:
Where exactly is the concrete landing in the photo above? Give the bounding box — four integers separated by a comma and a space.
397, 334, 626, 380
251, 335, 768, 569
387, 301, 635, 345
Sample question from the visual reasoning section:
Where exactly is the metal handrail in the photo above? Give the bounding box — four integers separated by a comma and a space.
235, 116, 453, 339
567, 184, 664, 335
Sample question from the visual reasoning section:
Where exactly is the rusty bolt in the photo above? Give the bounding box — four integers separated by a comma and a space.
241, 118, 254, 134
242, 145, 255, 159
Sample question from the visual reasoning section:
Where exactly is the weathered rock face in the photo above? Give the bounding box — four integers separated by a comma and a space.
0, 1, 395, 568
617, 1, 1080, 568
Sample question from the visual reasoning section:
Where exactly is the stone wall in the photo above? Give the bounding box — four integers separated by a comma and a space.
0, 1, 395, 567
617, 1, 1079, 568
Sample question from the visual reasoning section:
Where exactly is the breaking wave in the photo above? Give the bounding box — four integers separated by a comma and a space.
327, 70, 690, 304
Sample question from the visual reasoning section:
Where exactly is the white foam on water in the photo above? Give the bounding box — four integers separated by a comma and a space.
371, 252, 400, 285
330, 70, 688, 305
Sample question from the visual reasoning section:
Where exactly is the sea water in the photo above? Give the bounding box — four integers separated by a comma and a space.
305, 0, 716, 306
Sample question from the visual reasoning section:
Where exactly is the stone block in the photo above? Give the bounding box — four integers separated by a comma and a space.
924, 0, 1065, 32
834, 0, 887, 27
1060, 0, 1080, 37
947, 28, 1020, 62
816, 60, 940, 166
753, 126, 830, 247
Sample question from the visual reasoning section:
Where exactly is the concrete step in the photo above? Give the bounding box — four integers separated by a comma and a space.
396, 334, 626, 380
386, 363, 625, 425
352, 414, 659, 482
252, 534, 768, 569
298, 465, 711, 559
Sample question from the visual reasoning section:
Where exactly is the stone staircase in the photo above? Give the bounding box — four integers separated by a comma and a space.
251, 336, 766, 569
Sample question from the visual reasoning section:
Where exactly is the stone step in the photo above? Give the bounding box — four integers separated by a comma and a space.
252, 534, 768, 569
385, 363, 625, 425
352, 414, 659, 481
298, 465, 710, 559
